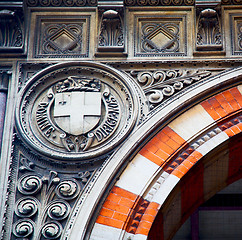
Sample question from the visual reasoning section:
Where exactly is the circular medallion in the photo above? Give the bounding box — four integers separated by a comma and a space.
16, 62, 138, 162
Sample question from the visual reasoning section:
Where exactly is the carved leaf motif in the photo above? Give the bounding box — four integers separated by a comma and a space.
0, 11, 23, 48
196, 9, 222, 46
19, 157, 35, 172
77, 171, 91, 183
98, 11, 124, 48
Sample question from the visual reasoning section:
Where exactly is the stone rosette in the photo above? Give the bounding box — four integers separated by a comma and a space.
15, 62, 139, 162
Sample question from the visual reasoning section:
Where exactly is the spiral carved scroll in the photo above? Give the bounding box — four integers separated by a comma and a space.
41, 222, 62, 239
15, 197, 39, 218
17, 174, 42, 195
47, 200, 70, 220
13, 219, 35, 237
55, 179, 80, 200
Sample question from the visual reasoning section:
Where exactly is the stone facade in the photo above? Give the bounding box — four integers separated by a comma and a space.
0, 1, 241, 240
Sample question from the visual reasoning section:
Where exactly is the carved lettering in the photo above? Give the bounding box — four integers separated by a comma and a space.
36, 102, 55, 138
94, 93, 120, 142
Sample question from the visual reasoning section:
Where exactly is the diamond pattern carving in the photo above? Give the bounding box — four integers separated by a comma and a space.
34, 16, 90, 58
141, 23, 179, 52
134, 15, 187, 57
44, 25, 82, 53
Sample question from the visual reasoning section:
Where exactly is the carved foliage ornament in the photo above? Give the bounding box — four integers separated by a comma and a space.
196, 8, 222, 50
132, 69, 211, 109
98, 10, 124, 51
0, 10, 23, 50
15, 62, 138, 162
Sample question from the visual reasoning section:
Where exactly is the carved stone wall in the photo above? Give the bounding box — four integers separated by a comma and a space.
0, 2, 242, 240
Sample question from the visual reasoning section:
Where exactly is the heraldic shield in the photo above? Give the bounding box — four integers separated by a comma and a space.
54, 91, 101, 136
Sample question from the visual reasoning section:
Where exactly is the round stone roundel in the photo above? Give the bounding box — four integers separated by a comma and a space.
16, 62, 138, 161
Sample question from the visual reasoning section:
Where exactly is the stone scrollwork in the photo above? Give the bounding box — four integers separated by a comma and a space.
55, 179, 80, 200
17, 174, 42, 195
124, 0, 194, 5
12, 169, 86, 239
132, 69, 211, 109
238, 22, 242, 51
26, 0, 97, 7
41, 221, 62, 239
222, 0, 242, 4
47, 200, 70, 220
19, 155, 35, 172
13, 219, 35, 238
15, 197, 39, 218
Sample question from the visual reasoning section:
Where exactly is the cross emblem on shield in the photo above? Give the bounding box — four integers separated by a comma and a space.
54, 91, 101, 136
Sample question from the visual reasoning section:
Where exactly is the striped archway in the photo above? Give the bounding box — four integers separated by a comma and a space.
90, 85, 242, 240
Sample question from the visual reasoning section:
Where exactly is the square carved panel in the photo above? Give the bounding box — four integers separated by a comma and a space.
134, 15, 187, 57
34, 16, 90, 58
230, 15, 242, 55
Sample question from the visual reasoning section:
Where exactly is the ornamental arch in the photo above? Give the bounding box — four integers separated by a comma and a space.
66, 68, 242, 240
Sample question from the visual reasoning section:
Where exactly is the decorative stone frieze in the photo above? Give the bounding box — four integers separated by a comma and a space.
26, 0, 97, 7
131, 69, 211, 109
124, 0, 195, 6
222, 0, 242, 4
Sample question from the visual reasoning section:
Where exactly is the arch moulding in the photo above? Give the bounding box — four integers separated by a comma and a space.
64, 67, 242, 240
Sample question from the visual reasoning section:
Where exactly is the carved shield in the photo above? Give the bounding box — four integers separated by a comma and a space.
54, 92, 101, 135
